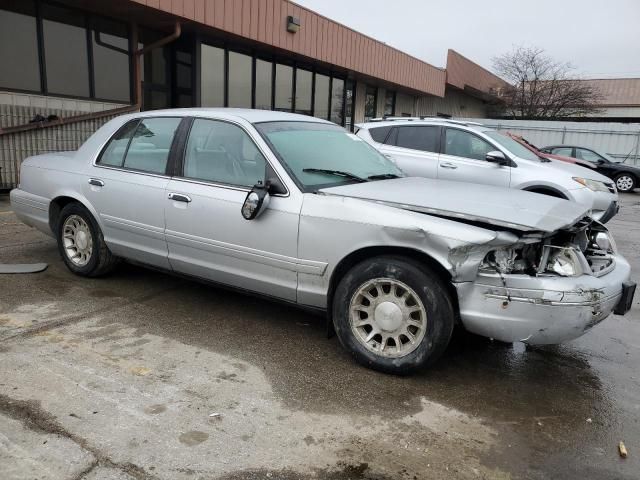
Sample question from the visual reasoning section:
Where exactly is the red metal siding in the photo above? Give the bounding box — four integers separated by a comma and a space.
129, 0, 445, 96
446, 49, 509, 95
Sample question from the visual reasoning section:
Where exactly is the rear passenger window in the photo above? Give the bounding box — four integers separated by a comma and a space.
396, 126, 439, 153
98, 120, 139, 167
369, 126, 391, 143
183, 119, 267, 187
123, 117, 181, 174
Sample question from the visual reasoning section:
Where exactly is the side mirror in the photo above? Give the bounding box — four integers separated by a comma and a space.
486, 150, 509, 166
241, 182, 271, 220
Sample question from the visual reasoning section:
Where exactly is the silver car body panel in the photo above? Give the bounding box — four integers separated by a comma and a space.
10, 108, 633, 345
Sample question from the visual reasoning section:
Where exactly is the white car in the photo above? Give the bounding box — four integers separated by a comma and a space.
356, 118, 619, 223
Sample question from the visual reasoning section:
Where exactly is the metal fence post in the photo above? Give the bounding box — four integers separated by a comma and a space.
634, 130, 640, 165
561, 126, 567, 144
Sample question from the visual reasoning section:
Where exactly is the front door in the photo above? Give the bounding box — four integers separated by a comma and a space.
164, 117, 302, 301
438, 127, 511, 187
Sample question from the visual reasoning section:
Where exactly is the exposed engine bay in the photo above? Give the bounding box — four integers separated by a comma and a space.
480, 217, 617, 278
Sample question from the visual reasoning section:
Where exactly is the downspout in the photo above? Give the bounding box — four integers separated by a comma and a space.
132, 21, 182, 106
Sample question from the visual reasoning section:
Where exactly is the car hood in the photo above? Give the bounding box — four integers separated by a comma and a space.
542, 153, 597, 169
319, 177, 590, 233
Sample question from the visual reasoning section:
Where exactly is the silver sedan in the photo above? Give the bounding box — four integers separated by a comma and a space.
10, 109, 636, 374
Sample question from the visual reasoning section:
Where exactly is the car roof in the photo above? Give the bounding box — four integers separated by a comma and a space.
123, 108, 335, 125
356, 118, 488, 131
544, 145, 596, 150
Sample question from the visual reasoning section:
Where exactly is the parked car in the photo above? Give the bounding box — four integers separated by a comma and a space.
506, 134, 597, 169
541, 145, 640, 193
356, 118, 619, 223
11, 109, 636, 374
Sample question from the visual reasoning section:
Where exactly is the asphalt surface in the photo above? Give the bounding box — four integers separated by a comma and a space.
1, 192, 639, 480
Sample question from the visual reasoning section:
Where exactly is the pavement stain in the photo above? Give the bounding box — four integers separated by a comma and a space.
178, 430, 209, 446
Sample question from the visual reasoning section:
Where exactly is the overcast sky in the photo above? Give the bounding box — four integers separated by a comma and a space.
294, 0, 640, 79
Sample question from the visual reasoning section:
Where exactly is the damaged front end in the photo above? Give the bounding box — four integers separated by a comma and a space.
455, 217, 635, 345
480, 218, 617, 279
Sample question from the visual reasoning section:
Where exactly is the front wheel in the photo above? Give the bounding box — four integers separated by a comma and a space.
56, 203, 118, 277
332, 256, 455, 374
615, 173, 636, 192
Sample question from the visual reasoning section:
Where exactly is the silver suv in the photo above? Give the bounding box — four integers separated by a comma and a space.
356, 118, 619, 223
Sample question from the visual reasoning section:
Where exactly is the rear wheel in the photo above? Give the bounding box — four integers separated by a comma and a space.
615, 173, 636, 192
332, 255, 455, 374
56, 203, 118, 277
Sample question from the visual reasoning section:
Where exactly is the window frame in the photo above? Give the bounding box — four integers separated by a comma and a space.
94, 116, 185, 177
173, 116, 290, 196
0, 0, 133, 103
441, 127, 497, 162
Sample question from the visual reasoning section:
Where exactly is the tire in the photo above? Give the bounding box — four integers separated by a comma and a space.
615, 173, 636, 193
56, 202, 118, 277
332, 255, 455, 375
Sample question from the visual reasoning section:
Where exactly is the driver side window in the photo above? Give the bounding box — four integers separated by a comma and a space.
183, 119, 267, 187
444, 128, 493, 161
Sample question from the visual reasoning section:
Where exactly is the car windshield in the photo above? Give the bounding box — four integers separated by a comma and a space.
255, 121, 403, 190
482, 130, 540, 162
600, 152, 618, 162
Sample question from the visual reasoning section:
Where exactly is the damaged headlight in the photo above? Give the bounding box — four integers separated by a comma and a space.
593, 231, 617, 253
544, 247, 584, 276
481, 246, 535, 274
540, 245, 589, 277
573, 177, 610, 192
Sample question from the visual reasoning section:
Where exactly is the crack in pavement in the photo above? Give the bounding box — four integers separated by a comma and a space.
0, 393, 157, 480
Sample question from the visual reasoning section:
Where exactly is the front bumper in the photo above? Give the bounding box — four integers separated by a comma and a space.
455, 254, 633, 344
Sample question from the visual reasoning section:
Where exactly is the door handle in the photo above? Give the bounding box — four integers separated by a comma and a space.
440, 162, 458, 170
88, 178, 104, 187
168, 192, 192, 203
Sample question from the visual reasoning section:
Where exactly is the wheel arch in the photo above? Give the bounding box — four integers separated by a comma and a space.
522, 185, 568, 199
326, 246, 458, 336
49, 193, 100, 232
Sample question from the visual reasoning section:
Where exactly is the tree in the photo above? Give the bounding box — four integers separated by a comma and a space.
492, 46, 604, 119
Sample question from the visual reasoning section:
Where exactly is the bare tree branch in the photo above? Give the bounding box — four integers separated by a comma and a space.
492, 46, 604, 119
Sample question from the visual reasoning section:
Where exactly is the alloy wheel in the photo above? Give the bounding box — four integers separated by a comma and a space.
616, 175, 634, 192
62, 215, 93, 266
349, 278, 427, 358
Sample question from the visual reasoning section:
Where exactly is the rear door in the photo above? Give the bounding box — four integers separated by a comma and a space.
377, 125, 441, 178
437, 127, 510, 187
163, 117, 302, 301
84, 116, 183, 269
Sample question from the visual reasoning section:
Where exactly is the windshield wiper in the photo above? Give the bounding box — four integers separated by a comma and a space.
302, 168, 367, 182
367, 173, 402, 180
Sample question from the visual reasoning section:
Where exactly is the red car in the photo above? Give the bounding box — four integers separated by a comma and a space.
506, 134, 597, 170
